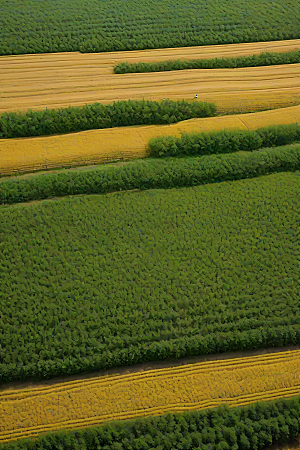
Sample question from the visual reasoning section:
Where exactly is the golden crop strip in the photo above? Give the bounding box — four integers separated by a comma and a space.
1, 39, 300, 114
1, 349, 300, 443
1, 104, 300, 176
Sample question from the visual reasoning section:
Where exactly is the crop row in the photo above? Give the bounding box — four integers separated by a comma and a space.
0, 170, 299, 382
1, 350, 300, 438
1, 0, 299, 56
1, 350, 300, 439
2, 388, 300, 444
2, 349, 299, 401
0, 99, 216, 139
114, 50, 300, 73
2, 105, 300, 176
1, 394, 300, 448
1, 141, 300, 205
79, 29, 300, 55
148, 123, 300, 158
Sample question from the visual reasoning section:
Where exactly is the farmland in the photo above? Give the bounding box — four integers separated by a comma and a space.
1, 140, 300, 206
1, 0, 299, 56
1, 1, 300, 447
1, 350, 300, 443
1, 171, 300, 383
1, 54, 300, 114
113, 49, 300, 73
1, 104, 300, 176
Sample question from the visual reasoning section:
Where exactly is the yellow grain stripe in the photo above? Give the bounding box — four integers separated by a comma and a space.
1, 350, 300, 442
2, 349, 299, 401
1, 40, 300, 114
2, 385, 300, 435
1, 388, 300, 443
1, 104, 300, 176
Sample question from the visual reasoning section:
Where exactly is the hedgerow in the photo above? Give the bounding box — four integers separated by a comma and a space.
0, 0, 299, 55
114, 50, 300, 74
0, 169, 299, 382
1, 142, 300, 205
0, 99, 216, 139
148, 123, 300, 157
1, 394, 300, 449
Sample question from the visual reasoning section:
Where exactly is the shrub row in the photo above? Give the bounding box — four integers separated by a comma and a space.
1, 143, 300, 206
1, 394, 300, 449
114, 50, 300, 73
148, 123, 300, 157
0, 99, 216, 139
0, 322, 299, 383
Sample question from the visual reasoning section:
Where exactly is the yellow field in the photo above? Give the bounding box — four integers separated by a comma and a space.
1, 39, 300, 114
1, 349, 300, 443
1, 104, 300, 176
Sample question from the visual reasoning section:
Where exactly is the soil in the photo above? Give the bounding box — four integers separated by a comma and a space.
1, 344, 299, 393
265, 435, 300, 450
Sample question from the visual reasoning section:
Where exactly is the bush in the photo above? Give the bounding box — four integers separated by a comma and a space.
148, 123, 300, 158
114, 51, 300, 74
1, 142, 300, 205
0, 99, 216, 139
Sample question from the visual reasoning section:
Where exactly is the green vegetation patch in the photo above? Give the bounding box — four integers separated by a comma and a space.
1, 143, 300, 205
148, 123, 300, 158
1, 392, 300, 449
114, 50, 300, 73
1, 0, 300, 55
0, 171, 300, 382
0, 99, 216, 139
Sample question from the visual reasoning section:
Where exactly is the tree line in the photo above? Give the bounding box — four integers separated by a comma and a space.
114, 50, 300, 74
148, 123, 300, 158
0, 99, 216, 139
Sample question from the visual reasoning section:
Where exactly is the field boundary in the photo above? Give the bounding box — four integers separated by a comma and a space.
1, 349, 300, 443
1, 105, 300, 177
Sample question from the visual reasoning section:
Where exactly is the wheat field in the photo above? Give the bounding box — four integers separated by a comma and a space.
1, 350, 300, 443
1, 104, 300, 176
1, 40, 300, 115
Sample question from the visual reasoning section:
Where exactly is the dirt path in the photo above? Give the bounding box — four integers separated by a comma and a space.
1, 346, 299, 444
1, 39, 300, 114
1, 104, 300, 177
1, 344, 299, 392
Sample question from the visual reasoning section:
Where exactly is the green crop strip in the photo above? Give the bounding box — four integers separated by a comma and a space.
0, 170, 299, 382
0, 0, 300, 55
1, 142, 300, 205
114, 50, 300, 74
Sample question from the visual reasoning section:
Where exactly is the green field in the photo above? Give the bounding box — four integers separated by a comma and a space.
0, 171, 299, 382
1, 0, 300, 55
